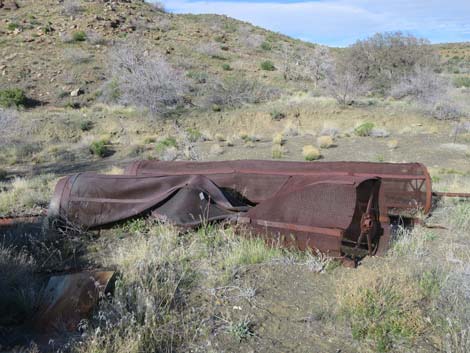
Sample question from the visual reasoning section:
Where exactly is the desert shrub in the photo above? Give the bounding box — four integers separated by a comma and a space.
337, 262, 430, 352
0, 244, 39, 327
239, 30, 265, 49
270, 110, 285, 120
272, 133, 285, 145
260, 60, 275, 71
186, 71, 208, 84
196, 42, 225, 59
271, 144, 285, 159
346, 32, 438, 94
390, 67, 447, 104
260, 41, 272, 51
64, 48, 92, 64
109, 45, 188, 116
62, 0, 83, 15
0, 108, 20, 146
430, 101, 465, 120
317, 135, 333, 148
323, 58, 366, 105
80, 120, 93, 131
89, 139, 110, 157
0, 174, 56, 215
0, 88, 27, 108
307, 45, 334, 87
222, 63, 232, 71
72, 31, 87, 42
453, 76, 470, 88
99, 79, 121, 102
302, 145, 320, 161
205, 77, 279, 109
186, 128, 202, 142
87, 32, 108, 45
7, 22, 20, 31
355, 122, 375, 137
76, 226, 198, 353
150, 1, 166, 12
156, 137, 178, 154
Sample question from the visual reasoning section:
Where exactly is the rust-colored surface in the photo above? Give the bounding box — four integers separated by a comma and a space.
433, 191, 470, 198
124, 160, 432, 215
0, 215, 42, 226
33, 271, 114, 333
48, 163, 386, 256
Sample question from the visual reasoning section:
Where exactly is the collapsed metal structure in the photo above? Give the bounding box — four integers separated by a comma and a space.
49, 160, 432, 258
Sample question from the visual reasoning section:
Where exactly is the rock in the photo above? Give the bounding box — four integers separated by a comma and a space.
370, 128, 390, 138
440, 143, 469, 153
0, 0, 19, 10
70, 88, 83, 97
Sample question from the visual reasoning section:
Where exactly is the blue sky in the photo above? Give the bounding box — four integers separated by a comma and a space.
159, 0, 470, 46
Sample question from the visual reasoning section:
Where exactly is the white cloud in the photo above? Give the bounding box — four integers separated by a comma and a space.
163, 0, 470, 46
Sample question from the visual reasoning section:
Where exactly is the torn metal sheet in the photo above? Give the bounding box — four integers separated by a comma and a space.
124, 160, 432, 215
33, 271, 114, 333
48, 169, 385, 256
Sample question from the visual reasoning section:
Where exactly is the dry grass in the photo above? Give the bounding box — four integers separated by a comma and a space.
302, 145, 321, 161
272, 132, 285, 145
0, 174, 56, 215
317, 135, 334, 148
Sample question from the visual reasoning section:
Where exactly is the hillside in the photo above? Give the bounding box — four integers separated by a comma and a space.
0, 0, 316, 108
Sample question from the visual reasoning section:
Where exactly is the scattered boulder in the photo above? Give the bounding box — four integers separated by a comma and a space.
0, 0, 19, 10
370, 128, 390, 138
70, 88, 83, 97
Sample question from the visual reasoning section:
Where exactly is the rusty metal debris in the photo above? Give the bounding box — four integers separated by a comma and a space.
433, 191, 470, 198
47, 160, 436, 257
124, 160, 433, 215
33, 271, 114, 333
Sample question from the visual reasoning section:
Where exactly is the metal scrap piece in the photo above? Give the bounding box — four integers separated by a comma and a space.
33, 271, 114, 333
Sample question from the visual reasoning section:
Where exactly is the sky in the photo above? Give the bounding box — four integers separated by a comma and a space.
159, 0, 470, 47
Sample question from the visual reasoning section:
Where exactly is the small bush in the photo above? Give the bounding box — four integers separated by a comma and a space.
71, 31, 87, 42
0, 174, 55, 215
260, 60, 275, 71
222, 63, 232, 71
64, 48, 92, 64
7, 23, 20, 31
89, 139, 110, 157
205, 77, 279, 109
453, 76, 470, 88
156, 137, 178, 154
271, 144, 284, 159
186, 71, 208, 84
62, 0, 83, 15
150, 1, 165, 12
317, 135, 334, 148
186, 128, 202, 142
355, 122, 375, 137
80, 120, 93, 131
260, 42, 272, 51
0, 89, 27, 108
270, 110, 285, 120
387, 139, 399, 149
272, 133, 285, 145
109, 45, 188, 115
302, 145, 321, 161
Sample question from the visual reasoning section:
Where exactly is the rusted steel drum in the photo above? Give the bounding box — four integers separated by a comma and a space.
241, 176, 383, 257
48, 171, 384, 257
124, 160, 432, 215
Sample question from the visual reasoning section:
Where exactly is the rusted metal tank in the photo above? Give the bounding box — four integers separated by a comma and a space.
48, 170, 385, 257
124, 160, 432, 215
